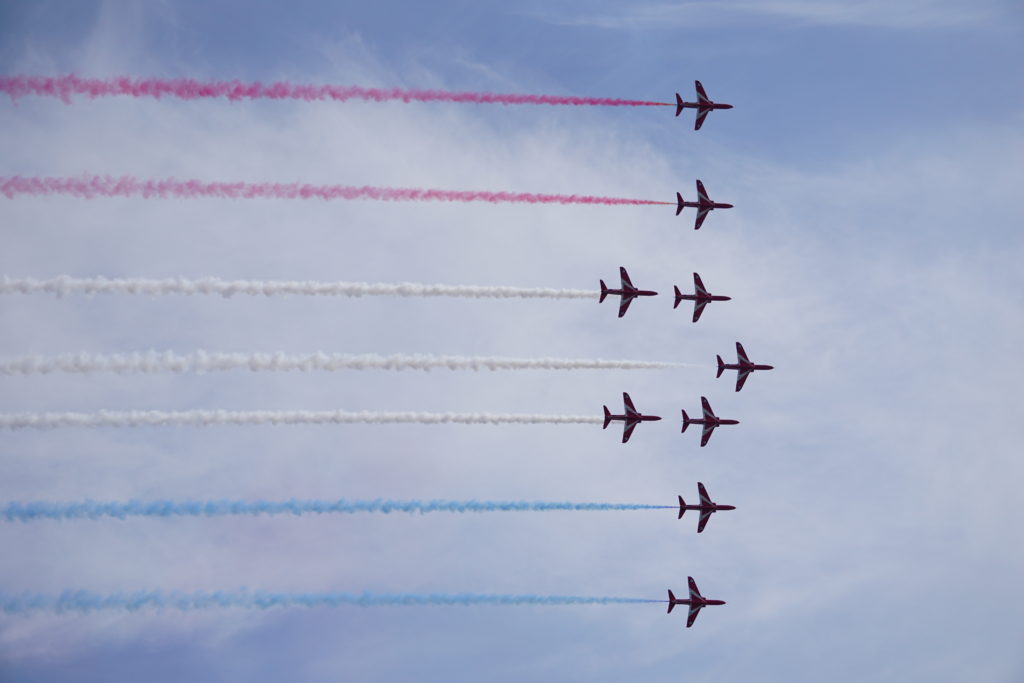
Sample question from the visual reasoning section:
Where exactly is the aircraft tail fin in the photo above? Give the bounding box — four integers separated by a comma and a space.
675, 93, 684, 117
675, 192, 685, 216
677, 495, 686, 519
667, 590, 676, 613
716, 355, 725, 378
602, 406, 612, 430
681, 409, 690, 433
599, 280, 608, 303
673, 285, 682, 309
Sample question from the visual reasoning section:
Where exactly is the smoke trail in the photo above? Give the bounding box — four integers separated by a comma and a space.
0, 351, 695, 375
3, 498, 673, 522
0, 75, 672, 108
0, 276, 596, 300
0, 175, 671, 207
0, 589, 661, 614
0, 410, 603, 429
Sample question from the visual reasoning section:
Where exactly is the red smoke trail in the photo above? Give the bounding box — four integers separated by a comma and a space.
0, 175, 672, 207
0, 75, 672, 107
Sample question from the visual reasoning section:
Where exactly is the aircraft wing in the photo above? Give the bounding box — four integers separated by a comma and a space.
622, 419, 638, 443
698, 482, 712, 505
694, 80, 709, 104
693, 207, 710, 231
686, 603, 703, 627
694, 107, 710, 131
736, 342, 750, 364
688, 576, 701, 598
618, 295, 633, 318
623, 393, 638, 416
693, 273, 708, 295
701, 397, 714, 419
696, 180, 710, 202
700, 422, 716, 447
619, 267, 633, 289
697, 509, 712, 533
735, 369, 751, 392
692, 299, 708, 323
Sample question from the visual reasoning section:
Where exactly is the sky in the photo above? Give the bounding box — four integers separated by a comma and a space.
1, 1, 1023, 681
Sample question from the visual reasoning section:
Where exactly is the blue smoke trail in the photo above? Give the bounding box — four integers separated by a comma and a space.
2, 499, 673, 522
0, 590, 663, 614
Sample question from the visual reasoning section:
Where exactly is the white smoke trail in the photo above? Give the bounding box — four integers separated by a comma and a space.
0, 589, 661, 614
0, 276, 596, 300
0, 410, 603, 429
0, 351, 695, 375
3, 498, 673, 521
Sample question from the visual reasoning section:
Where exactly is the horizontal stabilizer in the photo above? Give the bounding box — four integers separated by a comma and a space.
676, 192, 685, 216
599, 280, 608, 303
677, 495, 686, 519
667, 589, 676, 613
675, 93, 684, 117
716, 355, 725, 378
673, 285, 682, 309
680, 409, 690, 433
602, 406, 612, 429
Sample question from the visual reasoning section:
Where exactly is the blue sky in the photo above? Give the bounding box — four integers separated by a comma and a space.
1, 1, 1022, 681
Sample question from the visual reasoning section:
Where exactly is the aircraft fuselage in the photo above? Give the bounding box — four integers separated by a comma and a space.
678, 200, 734, 210
604, 287, 657, 299
686, 417, 739, 427
679, 504, 736, 513
722, 362, 774, 372
677, 101, 733, 111
669, 597, 727, 608
676, 293, 732, 303
606, 414, 662, 424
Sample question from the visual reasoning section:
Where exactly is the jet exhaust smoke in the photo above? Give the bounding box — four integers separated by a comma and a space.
0, 351, 695, 375
0, 276, 596, 300
3, 498, 674, 522
0, 175, 670, 207
0, 410, 603, 430
0, 75, 672, 108
0, 589, 661, 614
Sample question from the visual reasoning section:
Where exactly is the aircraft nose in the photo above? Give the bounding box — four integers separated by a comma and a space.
720, 203, 734, 209
765, 365, 775, 370
722, 296, 732, 301
722, 104, 734, 109
651, 416, 663, 421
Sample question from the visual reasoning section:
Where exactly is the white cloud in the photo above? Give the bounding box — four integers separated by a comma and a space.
534, 0, 1002, 30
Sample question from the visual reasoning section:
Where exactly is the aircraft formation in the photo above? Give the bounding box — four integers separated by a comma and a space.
607, 82, 771, 627
0, 77, 762, 631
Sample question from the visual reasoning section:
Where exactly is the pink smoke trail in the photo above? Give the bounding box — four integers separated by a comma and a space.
0, 175, 672, 207
0, 75, 673, 108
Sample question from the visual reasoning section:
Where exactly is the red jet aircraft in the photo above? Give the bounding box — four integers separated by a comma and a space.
678, 482, 735, 533
674, 272, 731, 323
667, 576, 726, 628
681, 397, 739, 447
675, 180, 733, 230
717, 342, 774, 392
675, 80, 733, 130
599, 267, 658, 318
603, 392, 662, 443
